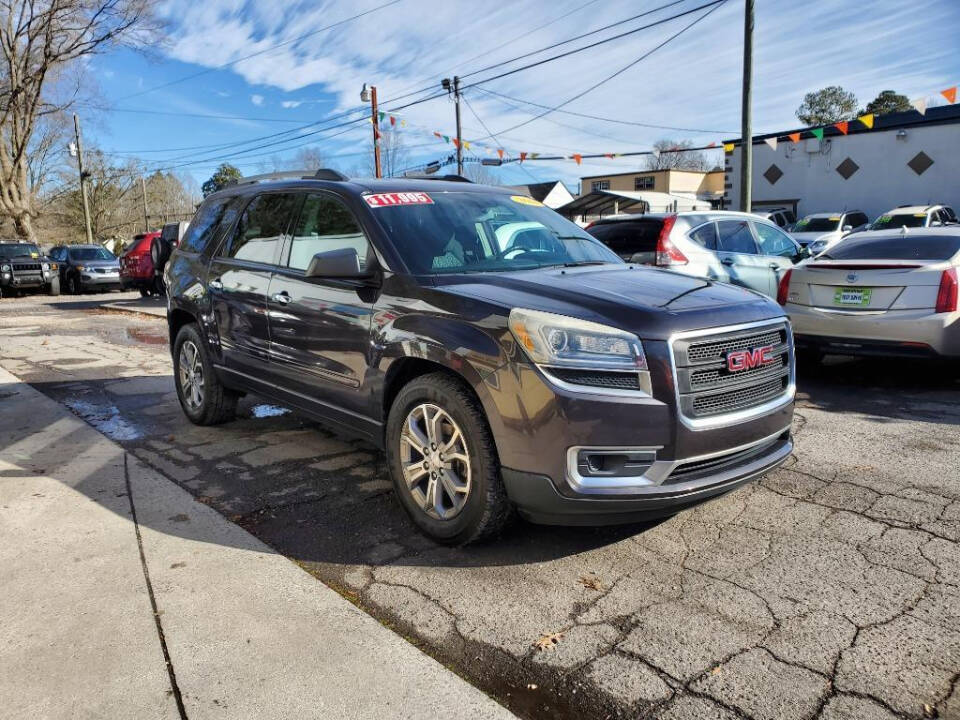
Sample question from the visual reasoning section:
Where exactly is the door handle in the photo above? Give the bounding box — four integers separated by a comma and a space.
208, 279, 223, 290
768, 263, 781, 270
271, 291, 292, 305
720, 258, 735, 266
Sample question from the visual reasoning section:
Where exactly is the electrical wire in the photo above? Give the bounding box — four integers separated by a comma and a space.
461, 94, 540, 182
473, 0, 728, 141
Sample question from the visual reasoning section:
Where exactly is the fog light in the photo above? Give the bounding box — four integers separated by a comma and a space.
576, 449, 657, 478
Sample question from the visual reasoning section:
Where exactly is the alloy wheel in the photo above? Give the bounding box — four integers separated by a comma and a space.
399, 403, 472, 520
178, 340, 204, 411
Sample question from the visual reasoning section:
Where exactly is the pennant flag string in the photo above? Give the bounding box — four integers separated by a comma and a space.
763, 137, 777, 150
834, 121, 848, 135
858, 113, 874, 129
942, 86, 958, 104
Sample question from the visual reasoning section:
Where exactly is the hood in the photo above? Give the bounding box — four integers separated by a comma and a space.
791, 231, 841, 244
77, 259, 119, 269
434, 264, 783, 341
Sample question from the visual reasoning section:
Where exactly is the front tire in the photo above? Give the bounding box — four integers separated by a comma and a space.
139, 287, 151, 298
385, 372, 512, 545
48, 277, 60, 296
173, 323, 238, 425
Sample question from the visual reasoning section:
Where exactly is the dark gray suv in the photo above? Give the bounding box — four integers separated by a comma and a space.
165, 170, 795, 544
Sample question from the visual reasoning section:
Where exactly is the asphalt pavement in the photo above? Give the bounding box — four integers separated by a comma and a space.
1, 292, 958, 720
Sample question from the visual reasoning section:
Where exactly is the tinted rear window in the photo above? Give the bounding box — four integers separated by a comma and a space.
180, 197, 237, 254
586, 220, 662, 255
824, 234, 960, 261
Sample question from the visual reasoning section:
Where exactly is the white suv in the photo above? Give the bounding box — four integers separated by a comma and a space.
790, 210, 870, 256
868, 205, 958, 231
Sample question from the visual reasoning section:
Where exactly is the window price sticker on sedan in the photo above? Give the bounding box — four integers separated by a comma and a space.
833, 287, 872, 306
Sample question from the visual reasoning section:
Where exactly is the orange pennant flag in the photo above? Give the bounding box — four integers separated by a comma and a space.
942, 86, 958, 104
788, 132, 801, 143
433, 131, 442, 139
497, 148, 504, 159
451, 138, 459, 148
572, 154, 582, 165
706, 141, 717, 148
834, 121, 848, 135
519, 152, 527, 163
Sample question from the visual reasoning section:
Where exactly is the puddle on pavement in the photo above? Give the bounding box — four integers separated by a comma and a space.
63, 398, 143, 441
250, 404, 291, 418
126, 327, 168, 345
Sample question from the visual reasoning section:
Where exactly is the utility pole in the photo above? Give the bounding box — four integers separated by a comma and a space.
361, 84, 382, 178
739, 0, 754, 212
442, 76, 463, 175
73, 114, 94, 244
140, 176, 149, 231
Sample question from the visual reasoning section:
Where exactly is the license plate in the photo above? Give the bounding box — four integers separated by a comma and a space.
834, 287, 872, 306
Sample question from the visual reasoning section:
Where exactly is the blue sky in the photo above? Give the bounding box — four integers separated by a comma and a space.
84, 0, 960, 192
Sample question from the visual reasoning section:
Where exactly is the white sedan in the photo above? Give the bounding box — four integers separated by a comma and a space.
777, 227, 960, 360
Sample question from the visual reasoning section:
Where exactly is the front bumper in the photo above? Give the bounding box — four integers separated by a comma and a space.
789, 304, 960, 357
80, 272, 122, 287
1, 271, 51, 289
502, 430, 792, 524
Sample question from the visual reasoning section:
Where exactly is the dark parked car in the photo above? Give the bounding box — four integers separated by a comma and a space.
0, 240, 59, 297
49, 244, 121, 294
165, 171, 795, 544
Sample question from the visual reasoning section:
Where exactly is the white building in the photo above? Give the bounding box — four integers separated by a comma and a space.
723, 104, 960, 222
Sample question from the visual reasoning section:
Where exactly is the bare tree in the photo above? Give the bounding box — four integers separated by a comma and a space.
369, 128, 408, 178
644, 139, 711, 171
0, 0, 158, 241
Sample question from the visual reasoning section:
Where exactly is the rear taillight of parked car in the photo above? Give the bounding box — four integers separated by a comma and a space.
654, 215, 687, 266
776, 269, 792, 306
936, 267, 958, 313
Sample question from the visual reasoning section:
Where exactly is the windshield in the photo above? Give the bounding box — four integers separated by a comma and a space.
794, 217, 840, 232
369, 191, 621, 274
822, 234, 960, 261
68, 246, 115, 262
0, 243, 42, 259
871, 213, 926, 230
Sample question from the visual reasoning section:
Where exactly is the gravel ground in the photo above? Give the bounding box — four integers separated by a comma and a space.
1, 292, 958, 720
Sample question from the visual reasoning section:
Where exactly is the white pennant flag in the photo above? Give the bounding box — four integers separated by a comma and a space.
764, 137, 778, 151
912, 97, 927, 115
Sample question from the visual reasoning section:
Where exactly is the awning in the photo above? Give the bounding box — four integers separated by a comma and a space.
557, 190, 712, 219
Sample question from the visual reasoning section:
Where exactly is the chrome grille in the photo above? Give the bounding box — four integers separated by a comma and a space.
548, 368, 641, 390
685, 329, 783, 364
12, 262, 41, 272
668, 433, 786, 482
671, 322, 793, 423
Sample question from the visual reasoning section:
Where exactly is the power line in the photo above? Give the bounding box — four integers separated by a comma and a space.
74, 104, 313, 124
460, 0, 725, 94
459, 0, 685, 81
115, 0, 405, 101
474, 86, 737, 135
461, 94, 540, 183
475, 0, 728, 141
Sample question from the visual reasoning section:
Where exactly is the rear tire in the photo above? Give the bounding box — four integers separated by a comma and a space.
172, 323, 238, 425
385, 372, 512, 545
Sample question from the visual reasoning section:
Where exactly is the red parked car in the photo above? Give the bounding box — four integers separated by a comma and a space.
120, 231, 161, 296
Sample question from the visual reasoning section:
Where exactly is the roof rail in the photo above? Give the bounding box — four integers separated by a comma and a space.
314, 168, 349, 181
400, 173, 472, 183
226, 168, 350, 187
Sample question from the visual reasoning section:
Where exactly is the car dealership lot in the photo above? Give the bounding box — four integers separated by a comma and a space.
1, 293, 958, 720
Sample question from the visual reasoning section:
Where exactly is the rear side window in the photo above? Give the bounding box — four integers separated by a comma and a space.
824, 235, 960, 261
223, 193, 299, 264
586, 220, 662, 257
716, 220, 758, 254
287, 194, 369, 271
688, 222, 717, 250
181, 198, 233, 254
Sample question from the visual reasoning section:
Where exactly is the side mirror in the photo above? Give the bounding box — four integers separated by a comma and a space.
842, 225, 852, 232
305, 247, 374, 279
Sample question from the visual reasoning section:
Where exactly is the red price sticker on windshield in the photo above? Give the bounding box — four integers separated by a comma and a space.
364, 192, 434, 208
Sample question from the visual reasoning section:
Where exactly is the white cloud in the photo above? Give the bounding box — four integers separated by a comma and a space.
281, 100, 302, 108
250, 94, 264, 106
152, 0, 960, 184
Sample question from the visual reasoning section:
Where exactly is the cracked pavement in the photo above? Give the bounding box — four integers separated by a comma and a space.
1, 293, 958, 720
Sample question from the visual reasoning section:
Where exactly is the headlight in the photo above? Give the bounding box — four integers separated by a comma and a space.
1, 264, 10, 272
509, 308, 651, 394
75, 264, 85, 271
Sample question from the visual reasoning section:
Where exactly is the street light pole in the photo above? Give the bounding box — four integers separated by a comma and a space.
140, 176, 149, 232
73, 114, 94, 244
739, 0, 754, 212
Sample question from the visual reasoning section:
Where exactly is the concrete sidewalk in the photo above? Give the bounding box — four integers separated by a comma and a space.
103, 295, 167, 317
0, 366, 514, 720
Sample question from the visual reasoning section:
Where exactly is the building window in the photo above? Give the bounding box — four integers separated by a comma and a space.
591, 180, 610, 192
634, 176, 654, 190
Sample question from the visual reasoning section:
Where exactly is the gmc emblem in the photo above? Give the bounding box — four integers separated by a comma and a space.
727, 345, 775, 372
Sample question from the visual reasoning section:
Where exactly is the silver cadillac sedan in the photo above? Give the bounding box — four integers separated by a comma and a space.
777, 227, 960, 360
